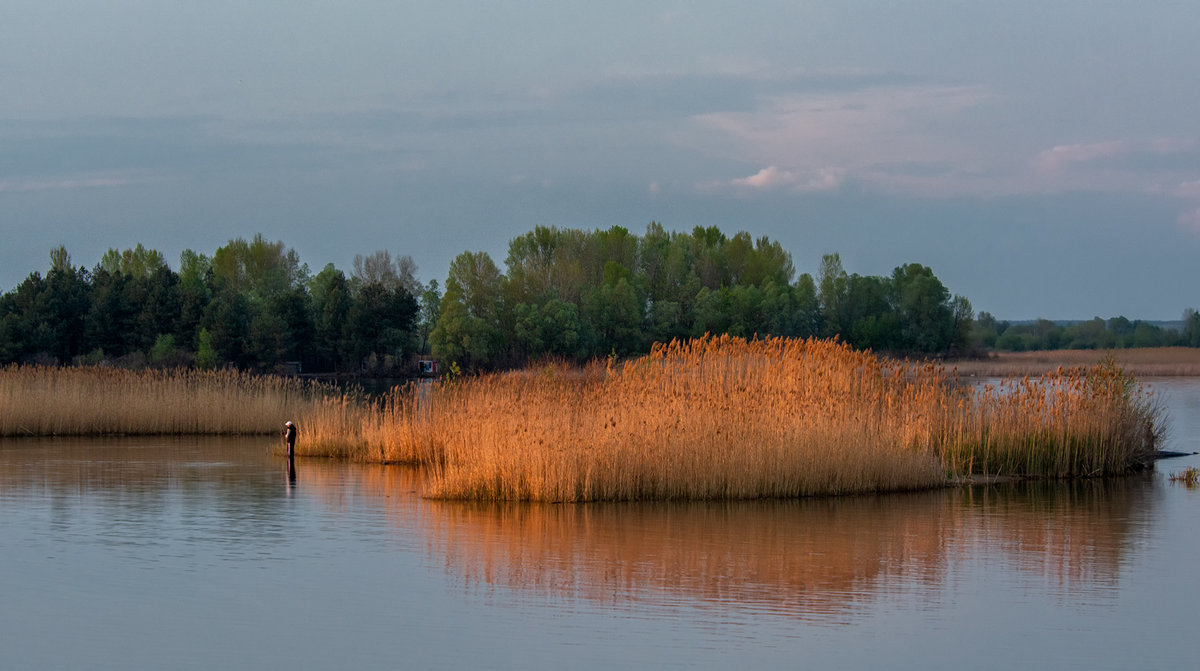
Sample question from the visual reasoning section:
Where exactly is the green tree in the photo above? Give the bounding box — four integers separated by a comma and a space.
691, 225, 729, 290
40, 247, 90, 362
135, 264, 183, 352
430, 282, 495, 369
98, 243, 167, 279
792, 273, 821, 338
417, 280, 442, 355
691, 286, 732, 337
817, 253, 849, 339
309, 264, 351, 371
972, 311, 1002, 349
430, 251, 504, 369
949, 295, 974, 352
890, 263, 953, 353
195, 328, 219, 369
726, 284, 768, 338
84, 267, 138, 357
177, 250, 212, 348
345, 282, 419, 370
505, 226, 563, 304
582, 263, 645, 356
211, 234, 305, 298
1184, 308, 1200, 347
1108, 316, 1135, 347
202, 289, 253, 367
0, 272, 48, 363
1131, 321, 1164, 348
846, 274, 897, 351
1063, 318, 1109, 349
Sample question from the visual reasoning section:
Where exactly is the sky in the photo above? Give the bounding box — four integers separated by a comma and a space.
3, 1, 1199, 320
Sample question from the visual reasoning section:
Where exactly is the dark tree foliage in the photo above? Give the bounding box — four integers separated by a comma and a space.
983, 314, 1192, 352
84, 267, 138, 357
0, 241, 421, 374
431, 224, 976, 369
7, 226, 1190, 374
344, 282, 419, 368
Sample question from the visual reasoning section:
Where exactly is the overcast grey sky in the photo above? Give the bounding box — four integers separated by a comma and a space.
3, 1, 1199, 319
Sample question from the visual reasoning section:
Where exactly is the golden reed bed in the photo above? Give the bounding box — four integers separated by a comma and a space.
297, 336, 1162, 501
0, 365, 330, 436
0, 337, 1162, 500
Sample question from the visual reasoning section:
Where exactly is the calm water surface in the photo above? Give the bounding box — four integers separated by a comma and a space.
3, 380, 1200, 670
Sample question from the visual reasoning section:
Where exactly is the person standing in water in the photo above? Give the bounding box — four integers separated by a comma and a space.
283, 420, 298, 458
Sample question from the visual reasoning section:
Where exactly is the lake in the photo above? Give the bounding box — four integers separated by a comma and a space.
3, 379, 1199, 670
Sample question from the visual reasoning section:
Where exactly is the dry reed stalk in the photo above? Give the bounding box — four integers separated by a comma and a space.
0, 365, 332, 437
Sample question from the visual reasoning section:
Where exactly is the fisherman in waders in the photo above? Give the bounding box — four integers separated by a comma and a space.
283, 421, 298, 458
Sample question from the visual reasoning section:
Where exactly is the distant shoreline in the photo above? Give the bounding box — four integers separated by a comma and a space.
944, 347, 1200, 378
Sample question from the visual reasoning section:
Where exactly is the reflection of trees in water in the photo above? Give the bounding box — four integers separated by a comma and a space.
301, 465, 1159, 619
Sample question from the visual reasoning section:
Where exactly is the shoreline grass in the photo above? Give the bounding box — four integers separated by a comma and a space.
946, 347, 1200, 378
0, 365, 334, 436
2, 337, 1165, 502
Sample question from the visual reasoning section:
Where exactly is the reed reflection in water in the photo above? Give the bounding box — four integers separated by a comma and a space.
2, 437, 1157, 620
296, 461, 1157, 621
2, 435, 1183, 670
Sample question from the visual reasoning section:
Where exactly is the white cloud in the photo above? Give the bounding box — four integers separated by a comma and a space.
731, 166, 792, 189
728, 165, 844, 192
681, 84, 1009, 196
1034, 141, 1128, 173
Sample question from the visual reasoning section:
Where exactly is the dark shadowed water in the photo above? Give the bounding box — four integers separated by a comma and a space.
3, 380, 1199, 670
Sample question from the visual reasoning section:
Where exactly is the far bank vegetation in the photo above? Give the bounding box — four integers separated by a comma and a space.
0, 365, 333, 436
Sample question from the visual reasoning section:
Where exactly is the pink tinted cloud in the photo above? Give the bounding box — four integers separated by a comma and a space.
1034, 141, 1128, 172
1176, 180, 1200, 199
1035, 137, 1200, 173
731, 166, 793, 188
728, 165, 844, 192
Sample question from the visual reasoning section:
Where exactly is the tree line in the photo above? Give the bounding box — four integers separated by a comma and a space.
430, 223, 974, 369
0, 236, 421, 373
6, 223, 1182, 374
973, 312, 1200, 351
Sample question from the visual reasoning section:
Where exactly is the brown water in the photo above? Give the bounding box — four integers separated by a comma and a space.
3, 380, 1200, 670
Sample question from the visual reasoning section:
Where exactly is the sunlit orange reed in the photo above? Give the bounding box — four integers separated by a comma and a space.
1168, 466, 1199, 487
296, 335, 1162, 501
0, 365, 330, 436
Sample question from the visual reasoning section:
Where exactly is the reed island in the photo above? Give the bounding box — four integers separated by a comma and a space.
1, 335, 1162, 501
